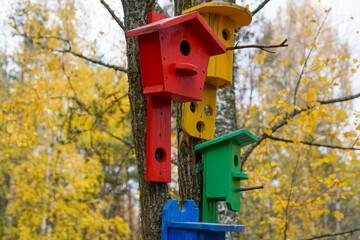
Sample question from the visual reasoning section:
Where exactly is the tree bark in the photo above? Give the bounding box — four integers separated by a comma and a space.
121, 1, 169, 239
174, 0, 207, 220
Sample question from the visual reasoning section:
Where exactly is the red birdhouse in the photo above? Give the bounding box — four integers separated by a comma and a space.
127, 11, 226, 102
127, 12, 225, 182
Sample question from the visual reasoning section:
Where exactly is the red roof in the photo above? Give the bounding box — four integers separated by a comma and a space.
127, 11, 226, 56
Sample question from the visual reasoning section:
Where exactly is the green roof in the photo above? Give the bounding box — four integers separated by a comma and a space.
195, 129, 258, 152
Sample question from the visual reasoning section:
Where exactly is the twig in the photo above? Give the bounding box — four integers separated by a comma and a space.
293, 8, 331, 105
284, 153, 301, 240
100, 0, 125, 31
227, 39, 288, 54
269, 136, 360, 151
100, 128, 135, 148
252, 0, 271, 16
297, 227, 360, 240
21, 32, 128, 73
62, 48, 128, 73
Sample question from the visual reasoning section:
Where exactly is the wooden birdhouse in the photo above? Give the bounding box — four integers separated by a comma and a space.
127, 11, 226, 102
182, 2, 252, 140
162, 199, 245, 240
183, 2, 252, 88
127, 12, 225, 182
195, 129, 257, 223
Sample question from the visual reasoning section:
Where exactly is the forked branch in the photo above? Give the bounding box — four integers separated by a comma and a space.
227, 39, 288, 54
241, 92, 360, 168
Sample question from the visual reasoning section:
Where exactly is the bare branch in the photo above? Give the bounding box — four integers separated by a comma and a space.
61, 48, 128, 73
297, 227, 360, 240
100, 0, 125, 31
100, 128, 135, 148
269, 136, 360, 151
319, 92, 360, 105
21, 32, 128, 73
252, 0, 271, 16
241, 92, 360, 168
227, 39, 288, 54
14, 33, 70, 43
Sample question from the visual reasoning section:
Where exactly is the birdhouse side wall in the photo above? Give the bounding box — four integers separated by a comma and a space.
226, 141, 242, 211
202, 13, 235, 89
138, 32, 164, 94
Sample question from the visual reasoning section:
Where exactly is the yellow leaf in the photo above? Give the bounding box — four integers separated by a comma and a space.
299, 59, 304, 65
351, 69, 356, 73
334, 82, 339, 86
291, 72, 295, 76
310, 19, 316, 23
280, 58, 288, 66
353, 58, 358, 63
245, 4, 249, 9
278, 91, 289, 95
330, 66, 336, 72
340, 192, 346, 199
329, 173, 336, 179
264, 129, 273, 136
301, 78, 308, 85
311, 42, 317, 48
303, 187, 309, 192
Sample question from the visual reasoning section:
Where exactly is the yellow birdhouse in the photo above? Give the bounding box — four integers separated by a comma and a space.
183, 2, 252, 88
182, 2, 252, 140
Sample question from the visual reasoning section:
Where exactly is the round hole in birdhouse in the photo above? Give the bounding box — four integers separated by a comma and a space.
190, 102, 197, 113
204, 105, 212, 116
155, 148, 165, 163
222, 29, 230, 41
196, 121, 205, 133
180, 40, 191, 56
234, 154, 239, 167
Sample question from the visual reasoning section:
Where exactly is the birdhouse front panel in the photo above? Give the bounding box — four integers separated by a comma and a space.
182, 83, 217, 139
127, 11, 226, 102
155, 24, 210, 102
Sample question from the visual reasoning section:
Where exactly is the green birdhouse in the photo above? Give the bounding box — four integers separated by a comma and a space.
195, 129, 258, 223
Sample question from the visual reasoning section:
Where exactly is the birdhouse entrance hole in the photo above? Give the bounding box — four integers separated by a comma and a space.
222, 29, 230, 41
196, 121, 205, 133
190, 102, 197, 112
234, 155, 239, 167
204, 105, 212, 116
155, 148, 165, 163
180, 40, 191, 56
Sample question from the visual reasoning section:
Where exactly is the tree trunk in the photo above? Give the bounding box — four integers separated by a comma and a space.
122, 1, 169, 239
174, 0, 207, 220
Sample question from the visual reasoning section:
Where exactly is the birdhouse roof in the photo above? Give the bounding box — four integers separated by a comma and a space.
195, 129, 257, 153
182, 2, 252, 29
127, 11, 226, 56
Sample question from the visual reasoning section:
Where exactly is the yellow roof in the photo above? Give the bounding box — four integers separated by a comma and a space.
182, 2, 252, 29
